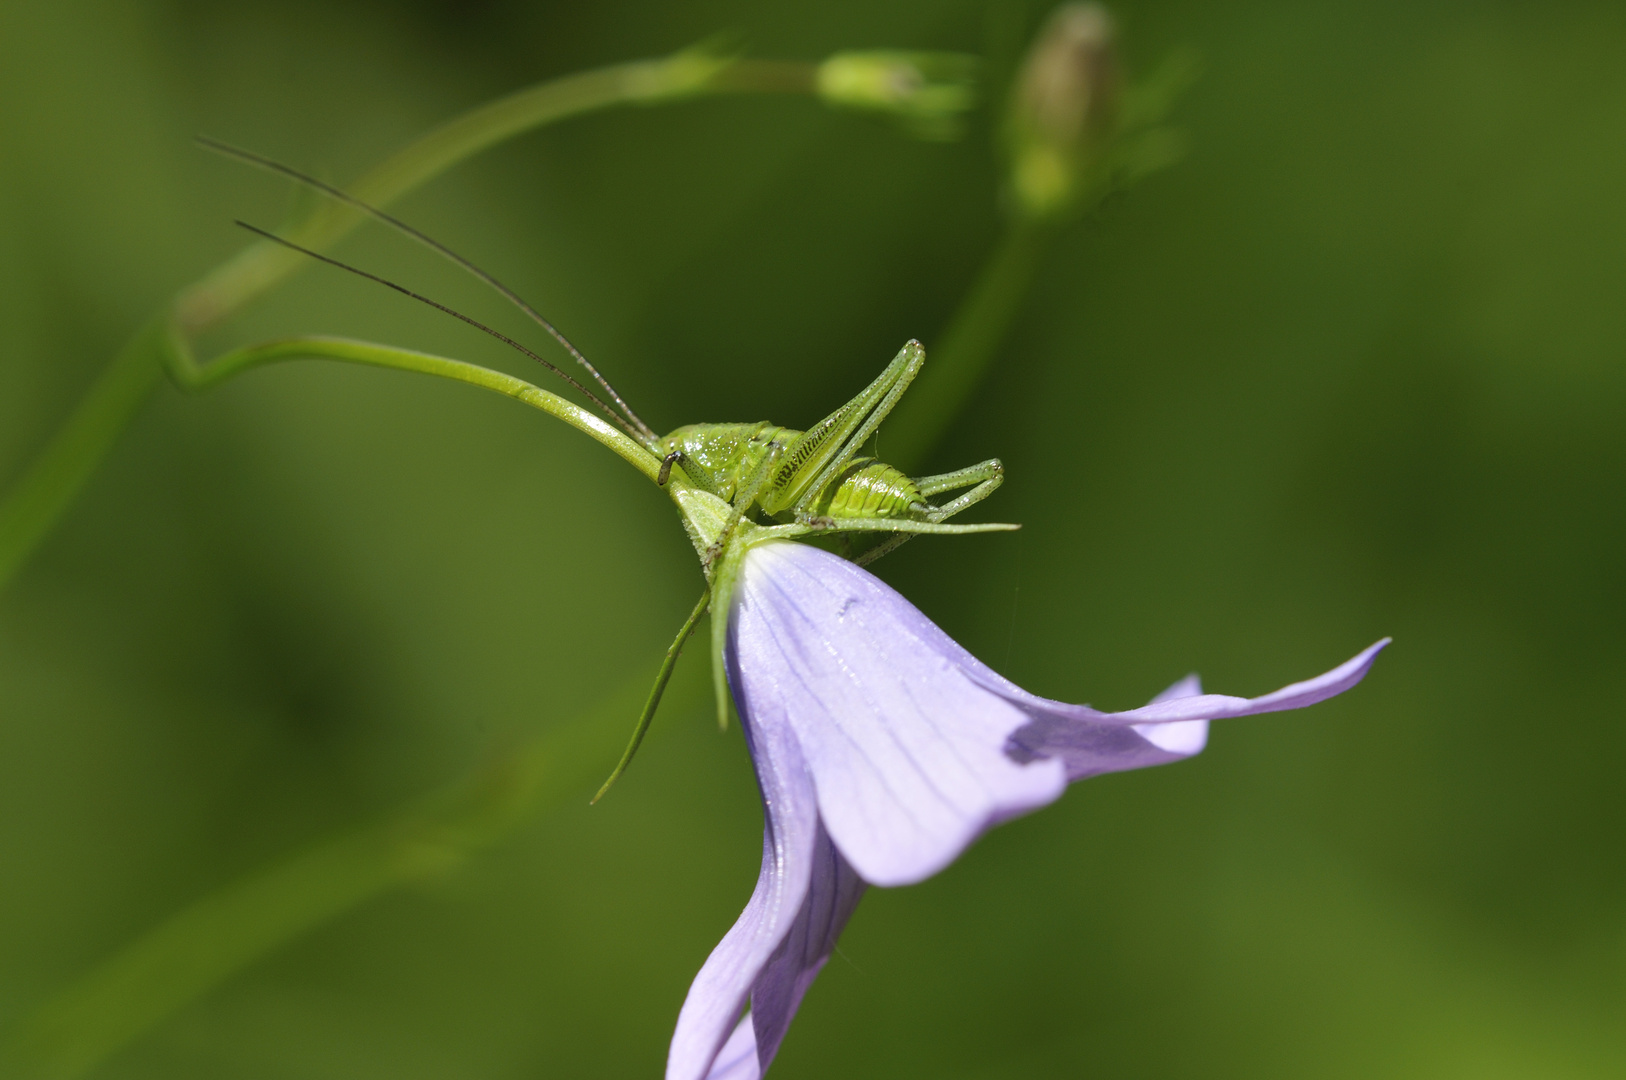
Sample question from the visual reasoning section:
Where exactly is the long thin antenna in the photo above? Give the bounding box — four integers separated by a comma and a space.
235, 220, 651, 445
199, 135, 659, 447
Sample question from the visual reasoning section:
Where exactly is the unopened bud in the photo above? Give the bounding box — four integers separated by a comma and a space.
816, 51, 978, 140
1006, 3, 1120, 219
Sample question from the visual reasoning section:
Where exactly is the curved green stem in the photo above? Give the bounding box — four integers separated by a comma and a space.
883, 219, 1053, 471
0, 319, 168, 587
168, 334, 663, 482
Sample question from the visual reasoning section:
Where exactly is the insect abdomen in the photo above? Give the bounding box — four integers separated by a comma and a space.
815, 458, 929, 520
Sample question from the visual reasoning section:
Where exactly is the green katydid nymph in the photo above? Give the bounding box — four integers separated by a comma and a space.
207, 139, 1016, 798
654, 338, 1008, 579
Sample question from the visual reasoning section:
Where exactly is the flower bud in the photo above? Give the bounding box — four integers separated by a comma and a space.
1006, 3, 1120, 220
816, 51, 978, 140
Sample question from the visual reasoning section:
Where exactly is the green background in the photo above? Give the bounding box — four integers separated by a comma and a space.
2, 0, 1623, 1077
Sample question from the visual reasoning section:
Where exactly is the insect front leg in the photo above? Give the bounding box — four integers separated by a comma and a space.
657, 450, 683, 487
704, 441, 785, 571
852, 532, 912, 568
916, 458, 1004, 522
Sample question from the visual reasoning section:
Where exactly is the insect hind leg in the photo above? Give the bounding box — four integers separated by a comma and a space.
917, 458, 1004, 522
790, 340, 925, 517
850, 458, 1005, 568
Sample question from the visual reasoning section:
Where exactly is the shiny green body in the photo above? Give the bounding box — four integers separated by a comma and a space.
653, 340, 1001, 537
657, 423, 930, 523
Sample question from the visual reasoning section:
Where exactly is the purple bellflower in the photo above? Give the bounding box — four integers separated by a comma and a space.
667, 539, 1388, 1080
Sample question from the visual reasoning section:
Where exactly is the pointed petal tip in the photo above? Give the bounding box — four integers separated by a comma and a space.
1150, 673, 1204, 704
1121, 636, 1391, 726
1322, 636, 1391, 687
1127, 639, 1387, 766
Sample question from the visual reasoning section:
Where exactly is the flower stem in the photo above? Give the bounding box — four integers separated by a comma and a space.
0, 319, 168, 588
884, 218, 1054, 471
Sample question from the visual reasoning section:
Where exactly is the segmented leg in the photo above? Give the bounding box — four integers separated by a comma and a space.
918, 458, 1003, 522
656, 450, 682, 487
915, 458, 1002, 497
791, 342, 925, 517
591, 584, 711, 803
705, 440, 784, 570
791, 457, 1005, 560
854, 532, 914, 567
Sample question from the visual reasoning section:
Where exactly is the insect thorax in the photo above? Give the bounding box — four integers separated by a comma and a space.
657, 423, 785, 505
660, 423, 929, 523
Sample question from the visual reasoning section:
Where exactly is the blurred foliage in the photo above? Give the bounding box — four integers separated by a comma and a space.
1, 0, 1624, 1078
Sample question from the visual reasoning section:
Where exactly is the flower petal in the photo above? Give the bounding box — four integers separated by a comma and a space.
698, 540, 1387, 1076
747, 821, 866, 1067
692, 827, 865, 1080
731, 541, 1068, 888
732, 543, 1388, 878
666, 671, 821, 1080
1004, 640, 1390, 780
1110, 638, 1389, 723
702, 1019, 760, 1080
1132, 674, 1210, 755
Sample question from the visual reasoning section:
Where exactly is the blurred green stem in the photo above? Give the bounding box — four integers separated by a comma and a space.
0, 320, 168, 588
0, 47, 814, 596
885, 218, 1054, 472
0, 676, 671, 1080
